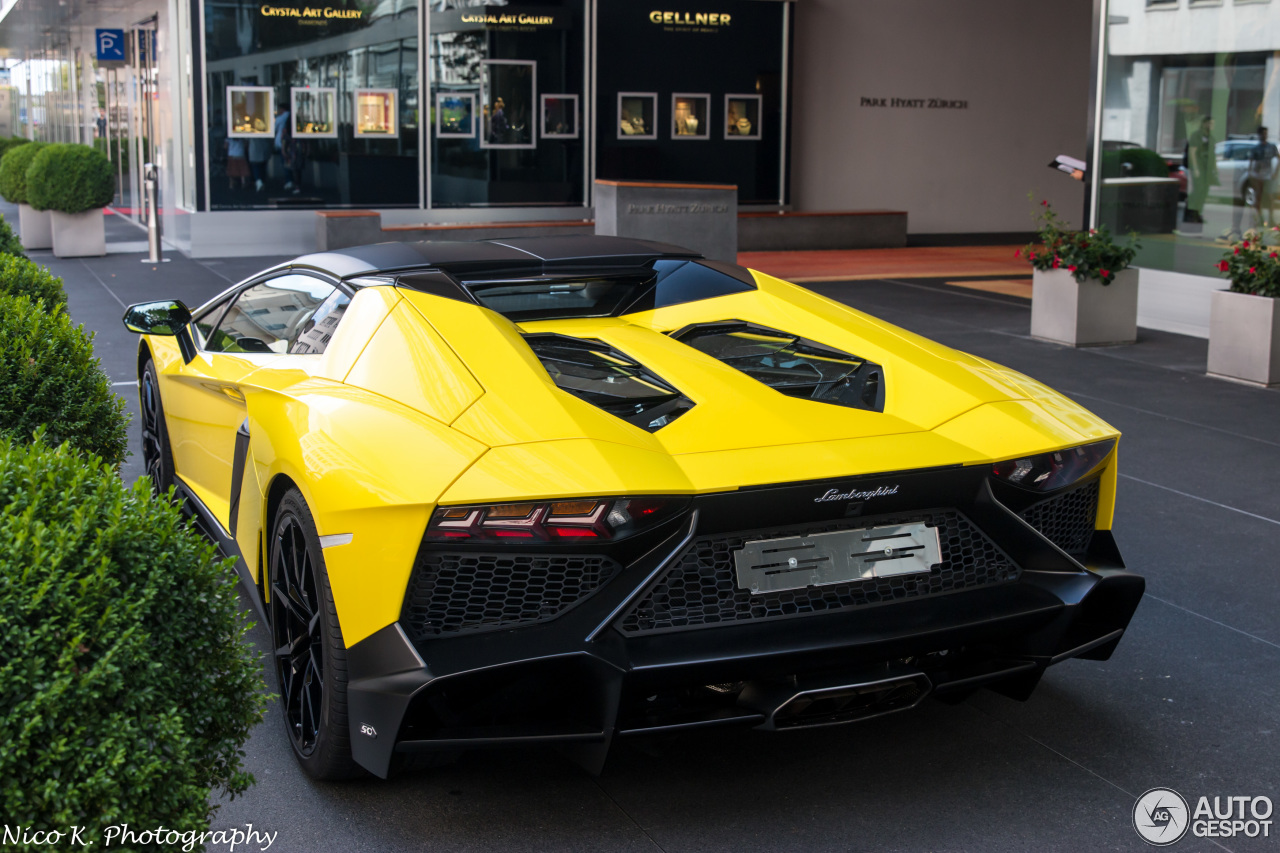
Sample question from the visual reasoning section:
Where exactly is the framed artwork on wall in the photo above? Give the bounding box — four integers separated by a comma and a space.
724, 94, 762, 140
354, 89, 398, 138
291, 87, 337, 138
671, 93, 710, 140
481, 60, 537, 149
227, 86, 274, 138
541, 94, 579, 139
436, 91, 476, 138
618, 92, 657, 140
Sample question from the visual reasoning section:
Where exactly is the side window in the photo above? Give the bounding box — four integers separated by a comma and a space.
290, 288, 350, 354
192, 296, 234, 348
206, 275, 339, 354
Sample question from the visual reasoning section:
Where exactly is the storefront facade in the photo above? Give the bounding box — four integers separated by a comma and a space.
1093, 0, 1280, 337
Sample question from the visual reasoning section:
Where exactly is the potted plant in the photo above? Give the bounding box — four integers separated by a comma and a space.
1207, 228, 1280, 386
0, 141, 49, 250
1021, 199, 1141, 346
26, 143, 115, 259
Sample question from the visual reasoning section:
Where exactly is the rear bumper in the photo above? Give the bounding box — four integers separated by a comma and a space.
345, 521, 1144, 777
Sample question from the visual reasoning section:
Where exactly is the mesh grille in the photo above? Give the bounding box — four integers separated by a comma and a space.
1018, 480, 1100, 557
617, 510, 1018, 636
401, 551, 621, 640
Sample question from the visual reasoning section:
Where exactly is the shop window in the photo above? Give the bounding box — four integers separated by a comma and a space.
428, 0, 586, 207
202, 0, 419, 210
1097, 0, 1280, 278
595, 0, 791, 205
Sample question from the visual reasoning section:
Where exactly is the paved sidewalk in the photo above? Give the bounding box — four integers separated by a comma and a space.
8, 207, 1280, 852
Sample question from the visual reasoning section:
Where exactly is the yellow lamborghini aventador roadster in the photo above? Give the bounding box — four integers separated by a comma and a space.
122, 236, 1143, 780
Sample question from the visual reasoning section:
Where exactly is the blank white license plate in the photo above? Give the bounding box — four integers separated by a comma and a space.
733, 523, 942, 595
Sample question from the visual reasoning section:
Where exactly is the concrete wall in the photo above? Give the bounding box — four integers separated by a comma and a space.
791, 0, 1094, 233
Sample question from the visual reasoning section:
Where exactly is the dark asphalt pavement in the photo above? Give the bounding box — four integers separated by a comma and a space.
15, 206, 1279, 853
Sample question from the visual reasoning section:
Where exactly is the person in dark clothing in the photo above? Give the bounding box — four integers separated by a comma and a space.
1184, 116, 1216, 226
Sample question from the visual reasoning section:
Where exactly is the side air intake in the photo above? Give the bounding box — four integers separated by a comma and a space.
671, 321, 885, 412
524, 333, 694, 431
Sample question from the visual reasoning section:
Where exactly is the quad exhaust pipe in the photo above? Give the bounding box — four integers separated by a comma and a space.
739, 670, 932, 731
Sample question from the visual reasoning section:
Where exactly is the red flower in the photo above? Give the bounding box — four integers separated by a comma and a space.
1217, 260, 1230, 271
1234, 247, 1240, 254
1081, 242, 1089, 248
1052, 257, 1060, 269
1014, 249, 1021, 258
1100, 269, 1110, 278
1270, 252, 1278, 259
1068, 265, 1078, 273
1250, 266, 1257, 274
1243, 240, 1251, 248
1041, 199, 1049, 206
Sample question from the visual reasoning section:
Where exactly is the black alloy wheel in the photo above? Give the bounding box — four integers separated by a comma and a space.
139, 359, 175, 494
268, 488, 360, 779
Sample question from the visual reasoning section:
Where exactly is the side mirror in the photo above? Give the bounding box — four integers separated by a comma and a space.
122, 300, 192, 335
122, 300, 197, 364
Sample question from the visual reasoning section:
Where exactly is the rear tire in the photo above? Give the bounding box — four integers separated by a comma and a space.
269, 488, 363, 780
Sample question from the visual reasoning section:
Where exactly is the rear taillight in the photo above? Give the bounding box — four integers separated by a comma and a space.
425, 497, 686, 542
991, 439, 1115, 492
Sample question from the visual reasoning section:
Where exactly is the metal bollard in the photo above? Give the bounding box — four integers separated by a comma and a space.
142, 163, 168, 263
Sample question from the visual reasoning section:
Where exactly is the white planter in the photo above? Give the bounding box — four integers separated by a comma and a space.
50, 209, 106, 258
1030, 267, 1138, 347
1207, 289, 1280, 386
17, 203, 52, 250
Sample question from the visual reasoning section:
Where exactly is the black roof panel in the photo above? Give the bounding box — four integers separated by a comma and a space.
295, 235, 702, 279
487, 235, 700, 266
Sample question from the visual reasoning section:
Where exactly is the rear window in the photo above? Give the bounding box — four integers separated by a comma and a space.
459, 259, 755, 322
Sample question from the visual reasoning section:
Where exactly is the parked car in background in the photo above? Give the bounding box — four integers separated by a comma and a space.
1212, 136, 1277, 206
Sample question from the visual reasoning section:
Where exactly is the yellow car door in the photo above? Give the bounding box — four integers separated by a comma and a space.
162, 273, 344, 530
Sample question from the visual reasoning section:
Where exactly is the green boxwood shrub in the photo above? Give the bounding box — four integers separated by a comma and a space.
0, 255, 63, 305
27, 143, 116, 214
0, 213, 24, 260
0, 293, 126, 466
0, 140, 45, 205
0, 437, 267, 850
1100, 146, 1171, 180
0, 136, 30, 163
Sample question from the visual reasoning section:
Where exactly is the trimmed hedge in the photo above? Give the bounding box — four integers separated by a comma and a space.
27, 143, 115, 214
0, 293, 127, 466
0, 140, 45, 205
0, 136, 30, 163
0, 437, 267, 849
1101, 146, 1171, 180
0, 213, 24, 260
0, 255, 63, 305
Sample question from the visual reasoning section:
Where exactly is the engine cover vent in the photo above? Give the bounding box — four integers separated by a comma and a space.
671, 321, 885, 412
524, 333, 694, 431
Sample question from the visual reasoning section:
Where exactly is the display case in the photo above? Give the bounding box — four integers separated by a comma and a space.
618, 92, 657, 140
227, 86, 274, 138
436, 91, 475, 138
672, 93, 709, 140
291, 88, 337, 138
482, 60, 537, 149
354, 89, 398, 138
541, 94, 579, 139
725, 94, 762, 140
